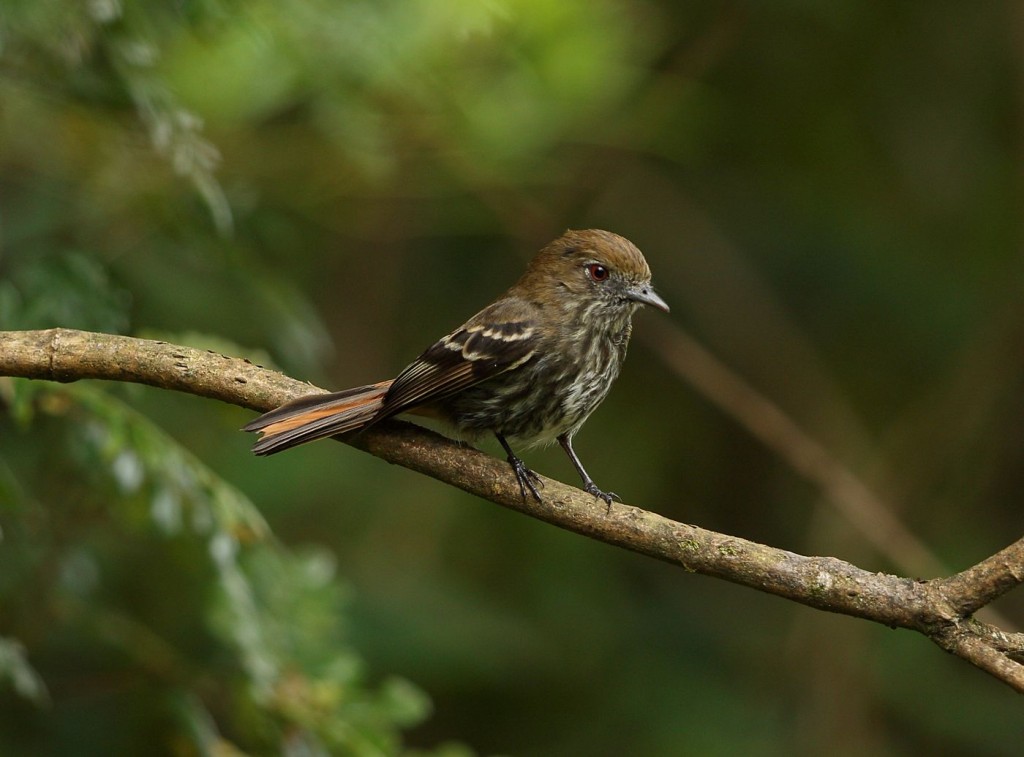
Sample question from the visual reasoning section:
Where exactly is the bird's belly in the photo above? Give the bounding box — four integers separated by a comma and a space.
438, 350, 620, 445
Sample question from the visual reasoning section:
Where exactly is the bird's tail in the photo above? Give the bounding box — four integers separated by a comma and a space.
243, 380, 393, 455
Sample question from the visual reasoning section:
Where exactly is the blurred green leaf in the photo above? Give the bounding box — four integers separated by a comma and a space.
0, 637, 49, 706
0, 251, 131, 332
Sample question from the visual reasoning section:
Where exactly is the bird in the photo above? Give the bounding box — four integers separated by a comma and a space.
244, 229, 669, 505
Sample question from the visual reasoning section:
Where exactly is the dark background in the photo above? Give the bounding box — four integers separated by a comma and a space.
2, 1, 1023, 754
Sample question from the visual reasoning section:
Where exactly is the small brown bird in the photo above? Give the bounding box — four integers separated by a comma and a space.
244, 229, 668, 504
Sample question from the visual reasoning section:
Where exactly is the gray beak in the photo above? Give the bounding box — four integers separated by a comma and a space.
628, 284, 670, 313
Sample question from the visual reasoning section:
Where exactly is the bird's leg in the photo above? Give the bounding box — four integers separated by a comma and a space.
495, 434, 543, 502
558, 433, 619, 510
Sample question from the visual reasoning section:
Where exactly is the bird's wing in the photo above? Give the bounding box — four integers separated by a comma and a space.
381, 297, 540, 416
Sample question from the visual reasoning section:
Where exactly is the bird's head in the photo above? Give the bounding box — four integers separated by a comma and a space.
522, 229, 669, 323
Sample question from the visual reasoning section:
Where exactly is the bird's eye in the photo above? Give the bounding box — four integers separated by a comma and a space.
586, 263, 610, 282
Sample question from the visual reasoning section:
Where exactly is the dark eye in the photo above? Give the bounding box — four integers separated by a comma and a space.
586, 263, 610, 282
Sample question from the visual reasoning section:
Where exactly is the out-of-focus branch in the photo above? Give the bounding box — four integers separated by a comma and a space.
639, 320, 1019, 633
2, 328, 1023, 693
640, 319, 945, 575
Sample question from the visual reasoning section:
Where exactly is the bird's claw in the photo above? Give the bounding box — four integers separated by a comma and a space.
507, 455, 544, 502
585, 482, 620, 511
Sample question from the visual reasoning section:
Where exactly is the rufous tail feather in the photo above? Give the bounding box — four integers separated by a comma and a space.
243, 380, 392, 455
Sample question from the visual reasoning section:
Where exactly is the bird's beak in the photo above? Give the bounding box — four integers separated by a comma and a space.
628, 284, 670, 313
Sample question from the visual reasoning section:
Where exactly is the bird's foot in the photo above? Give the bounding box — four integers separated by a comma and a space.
584, 481, 620, 512
507, 454, 544, 502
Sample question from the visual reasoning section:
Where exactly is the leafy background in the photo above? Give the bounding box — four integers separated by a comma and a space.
2, 1, 1023, 754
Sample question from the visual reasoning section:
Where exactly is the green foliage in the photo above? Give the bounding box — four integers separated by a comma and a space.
2, 0, 1023, 754
0, 380, 441, 755
0, 251, 130, 333
163, 0, 638, 178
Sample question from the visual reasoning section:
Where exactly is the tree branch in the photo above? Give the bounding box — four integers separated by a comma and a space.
2, 328, 1023, 692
